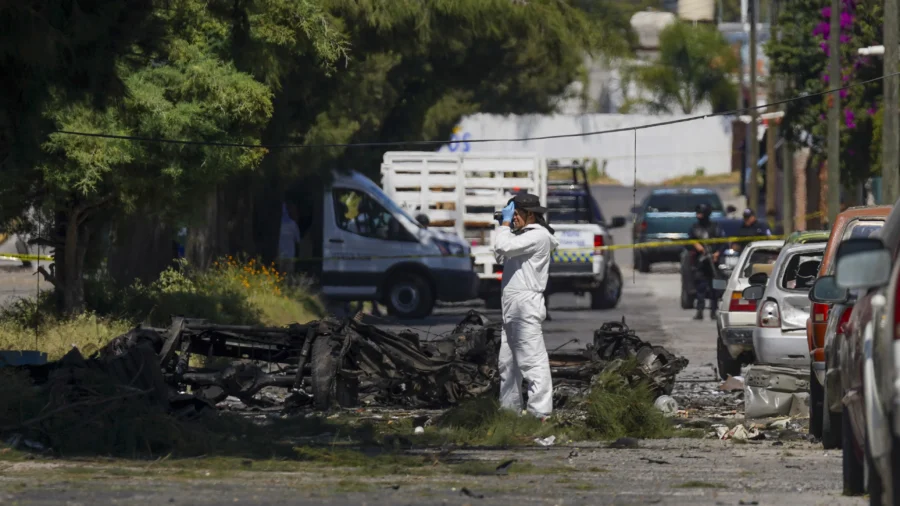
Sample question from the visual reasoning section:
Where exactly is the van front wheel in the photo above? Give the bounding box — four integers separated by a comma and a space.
385, 273, 434, 320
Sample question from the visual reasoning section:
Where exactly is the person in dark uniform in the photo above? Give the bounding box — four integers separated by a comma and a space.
688, 204, 724, 320
738, 209, 772, 238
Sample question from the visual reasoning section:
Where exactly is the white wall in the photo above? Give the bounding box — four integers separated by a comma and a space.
440, 113, 734, 185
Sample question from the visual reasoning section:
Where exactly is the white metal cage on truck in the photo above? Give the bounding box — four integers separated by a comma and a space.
380, 152, 626, 310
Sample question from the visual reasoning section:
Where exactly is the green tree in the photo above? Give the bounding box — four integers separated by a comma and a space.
623, 20, 738, 114
767, 0, 882, 187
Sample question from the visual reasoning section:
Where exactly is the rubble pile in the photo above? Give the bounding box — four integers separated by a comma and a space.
5, 311, 688, 423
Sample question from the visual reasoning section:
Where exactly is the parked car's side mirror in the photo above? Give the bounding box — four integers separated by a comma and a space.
748, 272, 768, 286
808, 275, 848, 304
712, 279, 727, 291
609, 216, 627, 229
836, 237, 885, 260
630, 205, 641, 215
726, 205, 737, 214
416, 214, 430, 227
835, 249, 892, 289
742, 285, 765, 301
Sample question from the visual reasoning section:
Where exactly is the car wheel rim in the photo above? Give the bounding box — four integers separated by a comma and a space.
391, 284, 420, 314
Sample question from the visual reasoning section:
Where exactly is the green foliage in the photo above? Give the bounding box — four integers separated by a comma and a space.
623, 20, 738, 114
583, 365, 672, 440
767, 0, 883, 185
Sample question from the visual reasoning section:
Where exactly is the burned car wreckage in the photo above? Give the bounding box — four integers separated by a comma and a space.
18, 311, 688, 414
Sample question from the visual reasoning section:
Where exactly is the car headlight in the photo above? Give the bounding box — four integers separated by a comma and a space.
434, 239, 465, 257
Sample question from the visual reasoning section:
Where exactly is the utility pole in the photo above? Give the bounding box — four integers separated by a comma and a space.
826, 0, 841, 224
765, 0, 778, 225
748, 0, 760, 214
884, 0, 900, 204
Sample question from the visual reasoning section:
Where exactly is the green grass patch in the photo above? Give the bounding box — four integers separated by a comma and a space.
674, 481, 728, 489
583, 365, 673, 440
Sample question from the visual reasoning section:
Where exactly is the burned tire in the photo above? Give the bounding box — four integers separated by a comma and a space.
591, 266, 622, 310
842, 411, 865, 496
385, 273, 434, 320
810, 367, 824, 439
716, 336, 740, 381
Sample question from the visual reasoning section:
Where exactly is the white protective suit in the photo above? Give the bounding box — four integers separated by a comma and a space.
493, 223, 560, 416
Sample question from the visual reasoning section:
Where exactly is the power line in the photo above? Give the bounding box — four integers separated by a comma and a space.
54, 71, 899, 150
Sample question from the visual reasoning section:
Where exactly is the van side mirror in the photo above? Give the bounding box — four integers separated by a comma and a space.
748, 272, 768, 286
809, 275, 848, 304
609, 216, 627, 229
630, 205, 641, 214
742, 285, 765, 301
416, 214, 430, 227
726, 205, 737, 214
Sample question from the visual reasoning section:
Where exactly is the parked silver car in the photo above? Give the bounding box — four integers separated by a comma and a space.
742, 242, 826, 367
714, 239, 784, 379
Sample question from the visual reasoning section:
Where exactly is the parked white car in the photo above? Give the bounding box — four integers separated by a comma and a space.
714, 239, 784, 379
742, 242, 825, 367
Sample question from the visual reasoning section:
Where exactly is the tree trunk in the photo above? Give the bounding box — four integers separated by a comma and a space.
62, 210, 86, 315
107, 211, 176, 287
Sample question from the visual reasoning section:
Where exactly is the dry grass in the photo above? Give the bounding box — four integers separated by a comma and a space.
0, 313, 131, 360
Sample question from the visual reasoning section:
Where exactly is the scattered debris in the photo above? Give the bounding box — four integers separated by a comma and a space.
608, 437, 640, 449
460, 487, 485, 499
743, 365, 808, 419
654, 395, 678, 414
534, 435, 556, 447
640, 457, 671, 465
495, 459, 516, 475
719, 375, 744, 392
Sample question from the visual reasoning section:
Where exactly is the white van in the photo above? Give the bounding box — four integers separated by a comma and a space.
306, 171, 477, 319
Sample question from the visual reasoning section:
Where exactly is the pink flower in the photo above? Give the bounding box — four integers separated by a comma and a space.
822, 73, 830, 83
845, 108, 857, 128
840, 12, 853, 29
822, 6, 832, 17
840, 89, 848, 98
868, 107, 878, 116
840, 34, 851, 44
813, 21, 829, 36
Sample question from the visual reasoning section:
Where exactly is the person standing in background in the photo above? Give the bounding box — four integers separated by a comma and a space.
278, 202, 302, 275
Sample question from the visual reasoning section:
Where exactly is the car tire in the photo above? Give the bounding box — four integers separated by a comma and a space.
680, 288, 694, 310
821, 375, 842, 450
385, 273, 434, 320
591, 266, 622, 310
867, 433, 885, 505
810, 367, 824, 439
635, 251, 650, 273
842, 410, 866, 496
716, 336, 741, 381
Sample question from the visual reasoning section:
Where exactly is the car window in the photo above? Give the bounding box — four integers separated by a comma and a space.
780, 253, 823, 291
741, 248, 781, 278
645, 193, 723, 213
333, 189, 403, 241
842, 219, 884, 241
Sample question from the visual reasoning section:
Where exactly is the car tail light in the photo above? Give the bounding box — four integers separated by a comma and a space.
594, 235, 604, 248
758, 300, 781, 328
640, 221, 648, 232
813, 303, 829, 323
838, 307, 852, 336
728, 291, 757, 312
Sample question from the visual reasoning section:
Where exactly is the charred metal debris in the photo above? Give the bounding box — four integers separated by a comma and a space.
13, 312, 688, 415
